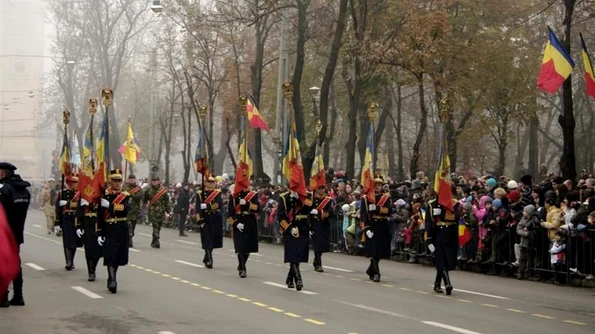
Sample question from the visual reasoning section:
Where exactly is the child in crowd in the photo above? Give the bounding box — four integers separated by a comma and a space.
550, 229, 566, 285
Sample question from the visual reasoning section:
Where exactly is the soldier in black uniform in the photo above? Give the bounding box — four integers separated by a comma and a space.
277, 190, 311, 291
360, 177, 392, 282
425, 197, 460, 295
310, 184, 334, 272
54, 174, 83, 271
227, 188, 260, 278
96, 169, 130, 294
195, 176, 223, 269
0, 162, 31, 307
76, 189, 102, 282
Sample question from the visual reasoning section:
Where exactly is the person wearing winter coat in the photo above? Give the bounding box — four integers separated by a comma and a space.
516, 205, 539, 279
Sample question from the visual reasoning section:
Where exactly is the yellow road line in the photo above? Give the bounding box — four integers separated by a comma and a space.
563, 320, 586, 325
238, 297, 251, 302
180, 280, 190, 284
252, 302, 268, 307
171, 277, 180, 281
532, 314, 554, 319
226, 294, 237, 298
190, 283, 201, 287
304, 319, 325, 325
213, 290, 225, 294
201, 286, 212, 291
268, 307, 284, 312
285, 312, 301, 318
161, 274, 171, 278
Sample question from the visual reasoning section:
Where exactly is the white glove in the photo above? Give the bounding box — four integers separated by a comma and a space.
368, 204, 376, 211
141, 183, 149, 190
101, 198, 110, 208
239, 199, 247, 205
80, 199, 89, 207
366, 230, 374, 239
310, 209, 318, 215
309, 231, 314, 237
200, 203, 207, 210
237, 222, 244, 232
432, 208, 442, 216
76, 229, 84, 238
428, 243, 436, 253
54, 226, 62, 234
97, 236, 105, 246
291, 227, 298, 237
290, 191, 299, 199
59, 200, 67, 207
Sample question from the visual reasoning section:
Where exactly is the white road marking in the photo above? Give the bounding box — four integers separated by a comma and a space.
138, 232, 152, 237
177, 240, 199, 245
228, 249, 263, 256
421, 321, 482, 334
72, 286, 103, 299
158, 331, 176, 334
429, 285, 509, 300
263, 281, 317, 295
323, 266, 353, 273
25, 263, 45, 271
174, 260, 205, 268
338, 301, 412, 319
129, 248, 140, 252
33, 224, 42, 228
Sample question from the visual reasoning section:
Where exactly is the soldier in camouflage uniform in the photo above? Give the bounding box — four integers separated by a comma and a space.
123, 174, 142, 248
143, 176, 170, 248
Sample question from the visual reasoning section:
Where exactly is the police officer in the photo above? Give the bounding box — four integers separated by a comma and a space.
310, 184, 334, 272
143, 176, 169, 248
76, 188, 102, 282
0, 162, 31, 307
227, 187, 260, 278
55, 174, 83, 271
425, 196, 460, 295
195, 176, 223, 268
96, 169, 130, 294
123, 174, 142, 248
277, 190, 311, 291
360, 177, 392, 282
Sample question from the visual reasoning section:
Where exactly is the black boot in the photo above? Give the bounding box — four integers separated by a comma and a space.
442, 270, 453, 295
205, 249, 213, 269
107, 266, 118, 293
372, 258, 381, 282
10, 270, 24, 306
237, 254, 246, 278
64, 248, 75, 271
433, 270, 444, 293
87, 258, 96, 282
314, 252, 324, 272
0, 291, 9, 308
366, 259, 375, 280
292, 263, 303, 291
286, 267, 295, 289
129, 237, 133, 249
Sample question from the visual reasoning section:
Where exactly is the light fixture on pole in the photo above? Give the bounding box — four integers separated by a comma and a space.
308, 86, 320, 116
150, 0, 163, 13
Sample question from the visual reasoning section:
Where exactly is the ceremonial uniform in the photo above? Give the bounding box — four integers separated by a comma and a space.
96, 169, 130, 294
76, 197, 102, 282
310, 191, 334, 272
277, 191, 311, 291
227, 189, 260, 278
143, 177, 169, 248
0, 162, 31, 307
425, 198, 460, 295
195, 177, 223, 268
123, 180, 142, 248
360, 178, 392, 282
54, 175, 83, 271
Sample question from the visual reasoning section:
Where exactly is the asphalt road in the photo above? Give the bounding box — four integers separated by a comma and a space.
1, 210, 594, 334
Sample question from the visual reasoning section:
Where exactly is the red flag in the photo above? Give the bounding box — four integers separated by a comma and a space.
0, 203, 19, 293
246, 97, 270, 132
91, 162, 106, 202
233, 135, 252, 196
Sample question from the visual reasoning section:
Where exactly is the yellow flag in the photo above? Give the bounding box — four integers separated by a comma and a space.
123, 121, 138, 164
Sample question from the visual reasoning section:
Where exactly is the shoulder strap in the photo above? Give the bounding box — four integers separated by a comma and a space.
316, 196, 331, 212
204, 189, 221, 204
148, 188, 167, 208
377, 194, 389, 207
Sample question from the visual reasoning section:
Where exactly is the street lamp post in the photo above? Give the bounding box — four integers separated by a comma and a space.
308, 86, 320, 117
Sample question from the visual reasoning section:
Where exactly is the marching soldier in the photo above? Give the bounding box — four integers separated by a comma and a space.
143, 176, 169, 248
277, 190, 311, 291
425, 196, 460, 295
54, 174, 83, 271
360, 177, 392, 282
36, 179, 55, 235
227, 187, 260, 278
123, 174, 142, 248
310, 184, 334, 272
96, 169, 130, 294
195, 176, 223, 269
75, 189, 102, 282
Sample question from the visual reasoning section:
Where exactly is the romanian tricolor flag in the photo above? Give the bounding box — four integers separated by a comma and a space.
537, 26, 575, 94
458, 219, 471, 247
194, 121, 210, 178
360, 123, 375, 203
246, 97, 270, 132
434, 127, 454, 212
58, 131, 71, 177
233, 133, 252, 196
92, 111, 108, 199
282, 110, 307, 201
118, 120, 140, 164
309, 142, 326, 191
580, 33, 595, 97
78, 123, 95, 203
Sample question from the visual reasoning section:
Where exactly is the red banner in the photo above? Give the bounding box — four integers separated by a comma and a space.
0, 203, 19, 293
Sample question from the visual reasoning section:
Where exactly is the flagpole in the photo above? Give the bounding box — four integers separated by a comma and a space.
368, 103, 378, 178
89, 99, 97, 171
61, 110, 70, 202
102, 89, 113, 172
124, 117, 130, 178
199, 106, 207, 193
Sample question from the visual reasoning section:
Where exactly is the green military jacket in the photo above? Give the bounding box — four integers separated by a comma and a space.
143, 185, 170, 218
123, 182, 143, 221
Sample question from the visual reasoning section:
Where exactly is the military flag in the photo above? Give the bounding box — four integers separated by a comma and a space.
537, 26, 575, 94
360, 123, 375, 203
282, 109, 307, 201
92, 110, 108, 199
580, 33, 595, 97
194, 119, 210, 178
434, 127, 454, 212
233, 131, 253, 196
0, 203, 19, 294
309, 137, 325, 191
246, 97, 270, 132
78, 123, 95, 203
118, 120, 141, 164
58, 131, 71, 178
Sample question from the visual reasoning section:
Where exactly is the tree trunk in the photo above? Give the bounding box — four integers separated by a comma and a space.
394, 84, 405, 181
558, 0, 577, 180
528, 113, 539, 178
410, 74, 428, 178
325, 84, 338, 166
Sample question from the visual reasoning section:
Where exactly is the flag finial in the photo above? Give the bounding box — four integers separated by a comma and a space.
63, 109, 70, 125
89, 99, 97, 115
